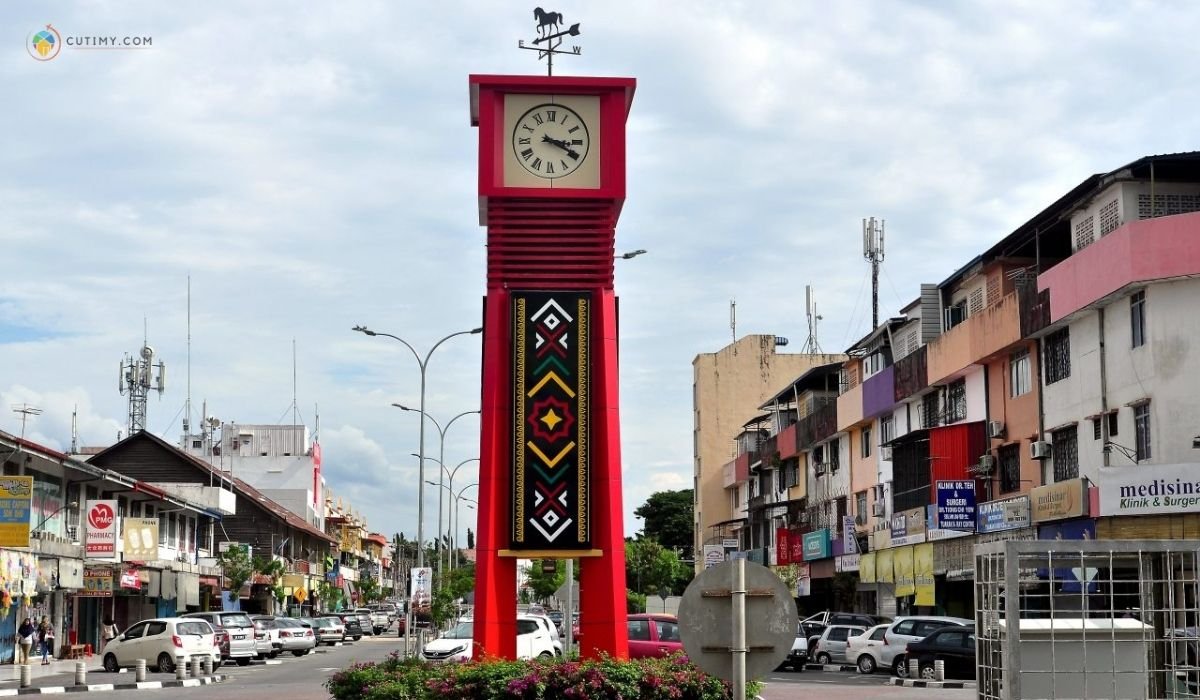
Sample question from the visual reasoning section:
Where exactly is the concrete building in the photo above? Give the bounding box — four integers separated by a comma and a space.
692, 334, 843, 569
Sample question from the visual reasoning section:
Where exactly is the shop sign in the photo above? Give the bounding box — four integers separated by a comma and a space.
122, 517, 159, 560
788, 529, 804, 562
84, 500, 118, 557
1093, 463, 1200, 517
891, 507, 927, 546
936, 480, 976, 530
835, 554, 860, 572
859, 552, 876, 583
802, 529, 831, 561
776, 528, 791, 565
841, 515, 859, 555
894, 545, 915, 596
977, 495, 1032, 533
81, 567, 113, 597
119, 569, 141, 590
0, 477, 33, 548
1031, 478, 1089, 523
703, 544, 724, 569
914, 543, 935, 606
721, 538, 739, 549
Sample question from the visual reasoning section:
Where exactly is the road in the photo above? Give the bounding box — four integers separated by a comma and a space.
758, 669, 975, 700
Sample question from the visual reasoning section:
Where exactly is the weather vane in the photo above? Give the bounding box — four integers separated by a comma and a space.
518, 7, 581, 76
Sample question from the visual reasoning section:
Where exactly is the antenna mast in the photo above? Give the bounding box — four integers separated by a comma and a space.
119, 334, 166, 435
185, 276, 192, 437
11, 404, 42, 443
802, 285, 824, 353
729, 299, 737, 344
863, 217, 886, 328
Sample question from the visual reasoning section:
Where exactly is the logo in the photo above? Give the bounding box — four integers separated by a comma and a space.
28, 24, 62, 61
0, 479, 32, 496
88, 503, 114, 530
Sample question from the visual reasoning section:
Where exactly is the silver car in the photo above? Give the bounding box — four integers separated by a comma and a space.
273, 617, 316, 655
811, 624, 868, 665
182, 611, 257, 666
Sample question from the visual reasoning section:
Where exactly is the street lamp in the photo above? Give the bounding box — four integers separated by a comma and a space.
453, 484, 478, 563
415, 455, 479, 575
353, 323, 481, 650
618, 249, 648, 260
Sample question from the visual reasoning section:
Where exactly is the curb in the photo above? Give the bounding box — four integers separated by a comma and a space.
0, 674, 227, 695
804, 663, 857, 672
888, 678, 975, 689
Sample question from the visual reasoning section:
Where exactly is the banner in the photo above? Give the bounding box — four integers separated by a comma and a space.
775, 528, 790, 565
510, 291, 591, 551
122, 517, 160, 560
894, 545, 915, 597
81, 567, 113, 597
859, 551, 876, 584
85, 500, 118, 557
876, 547, 894, 583
703, 544, 724, 569
0, 477, 32, 547
795, 562, 810, 597
1093, 463, 1200, 517
410, 567, 432, 606
119, 569, 141, 590
915, 543, 935, 606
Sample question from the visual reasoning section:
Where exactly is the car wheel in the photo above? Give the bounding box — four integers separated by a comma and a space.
893, 656, 909, 678
857, 654, 877, 674
816, 652, 832, 665
235, 658, 250, 666
354, 636, 362, 641
268, 650, 279, 659
538, 651, 553, 660
292, 650, 308, 657
103, 654, 120, 673
157, 652, 175, 674
920, 663, 937, 680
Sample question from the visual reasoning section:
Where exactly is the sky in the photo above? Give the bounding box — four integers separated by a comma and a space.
2, 1, 1198, 550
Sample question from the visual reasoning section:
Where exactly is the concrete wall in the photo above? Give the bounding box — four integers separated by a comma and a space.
984, 340, 1041, 498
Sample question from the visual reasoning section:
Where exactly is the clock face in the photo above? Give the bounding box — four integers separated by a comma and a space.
511, 103, 591, 180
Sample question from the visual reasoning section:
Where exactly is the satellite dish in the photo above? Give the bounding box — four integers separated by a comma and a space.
141, 345, 154, 360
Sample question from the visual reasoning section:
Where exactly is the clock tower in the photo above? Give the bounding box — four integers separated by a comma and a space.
470, 73, 636, 660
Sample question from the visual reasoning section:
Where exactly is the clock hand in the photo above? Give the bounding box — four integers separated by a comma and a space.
541, 135, 580, 160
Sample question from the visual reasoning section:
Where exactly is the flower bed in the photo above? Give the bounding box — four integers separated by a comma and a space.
327, 653, 760, 700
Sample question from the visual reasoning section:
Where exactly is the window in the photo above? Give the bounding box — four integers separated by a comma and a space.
829, 439, 840, 472
881, 415, 895, 444
946, 379, 967, 423
1044, 328, 1071, 385
944, 300, 967, 330
1135, 403, 1152, 461
922, 392, 940, 429
915, 620, 954, 637
999, 444, 1020, 494
627, 620, 651, 641
123, 622, 147, 640
855, 491, 868, 525
861, 428, 872, 458
1074, 215, 1095, 250
870, 627, 887, 642
654, 620, 680, 642
828, 628, 850, 642
893, 621, 916, 636
517, 620, 540, 635
1052, 426, 1079, 482
969, 287, 985, 316
144, 621, 167, 637
1099, 199, 1120, 236
1010, 349, 1031, 397
1131, 291, 1146, 348
1092, 412, 1119, 441
934, 630, 968, 648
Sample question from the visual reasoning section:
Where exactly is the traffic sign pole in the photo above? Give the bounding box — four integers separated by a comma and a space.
732, 557, 746, 700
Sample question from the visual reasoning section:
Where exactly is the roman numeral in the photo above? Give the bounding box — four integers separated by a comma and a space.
518, 137, 531, 145
520, 148, 534, 161
560, 159, 570, 170
546, 110, 556, 122
571, 139, 583, 145
522, 125, 534, 133
560, 114, 570, 126
533, 113, 545, 126
545, 161, 555, 174
568, 126, 580, 134
531, 157, 542, 170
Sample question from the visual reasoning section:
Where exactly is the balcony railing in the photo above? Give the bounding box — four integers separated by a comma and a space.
797, 400, 838, 449
893, 345, 928, 402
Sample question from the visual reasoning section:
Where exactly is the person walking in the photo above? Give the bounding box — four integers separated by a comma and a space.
38, 617, 53, 664
17, 618, 34, 665
101, 618, 119, 651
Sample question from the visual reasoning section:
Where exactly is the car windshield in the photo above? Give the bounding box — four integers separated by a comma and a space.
177, 621, 210, 636
220, 613, 253, 629
444, 621, 473, 639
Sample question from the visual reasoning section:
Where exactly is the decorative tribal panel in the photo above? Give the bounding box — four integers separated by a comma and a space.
511, 290, 591, 550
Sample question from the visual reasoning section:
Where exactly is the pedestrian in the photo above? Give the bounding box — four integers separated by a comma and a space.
17, 618, 34, 664
38, 616, 53, 664
101, 618, 119, 650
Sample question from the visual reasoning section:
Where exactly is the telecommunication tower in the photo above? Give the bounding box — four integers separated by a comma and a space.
801, 285, 824, 354
863, 217, 886, 328
119, 344, 166, 434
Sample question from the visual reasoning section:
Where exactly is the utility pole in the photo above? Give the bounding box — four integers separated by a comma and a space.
863, 217, 886, 329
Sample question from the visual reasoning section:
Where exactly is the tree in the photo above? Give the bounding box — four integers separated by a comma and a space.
217, 546, 254, 594
466, 528, 475, 550
625, 538, 686, 597
634, 489, 694, 557
524, 560, 564, 602
358, 575, 382, 604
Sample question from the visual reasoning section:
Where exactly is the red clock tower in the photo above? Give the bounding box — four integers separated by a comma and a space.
469, 73, 635, 660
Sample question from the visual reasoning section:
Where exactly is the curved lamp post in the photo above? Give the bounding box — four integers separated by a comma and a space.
416, 455, 479, 575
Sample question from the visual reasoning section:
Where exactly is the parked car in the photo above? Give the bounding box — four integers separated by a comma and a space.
336, 612, 364, 641
775, 623, 807, 672
526, 613, 564, 656
370, 603, 398, 624
421, 615, 559, 663
310, 616, 345, 645
847, 623, 890, 673
182, 611, 257, 666
548, 611, 565, 636
905, 625, 977, 680
273, 617, 317, 655
102, 617, 219, 674
801, 611, 883, 650
881, 616, 974, 678
626, 614, 684, 659
352, 609, 375, 636
356, 607, 390, 635
811, 624, 868, 665
250, 616, 281, 659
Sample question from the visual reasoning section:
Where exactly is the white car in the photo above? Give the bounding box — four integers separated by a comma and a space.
102, 617, 219, 674
421, 615, 558, 663
847, 623, 890, 673
880, 616, 974, 677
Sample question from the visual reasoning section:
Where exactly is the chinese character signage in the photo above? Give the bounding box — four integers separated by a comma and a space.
776, 527, 790, 565
977, 495, 1031, 533
842, 515, 859, 555
936, 480, 977, 530
85, 500, 117, 557
0, 477, 32, 547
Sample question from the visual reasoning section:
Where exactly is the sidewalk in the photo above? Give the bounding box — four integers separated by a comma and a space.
0, 657, 223, 693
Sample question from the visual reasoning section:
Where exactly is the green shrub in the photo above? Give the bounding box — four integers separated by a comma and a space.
326, 652, 761, 700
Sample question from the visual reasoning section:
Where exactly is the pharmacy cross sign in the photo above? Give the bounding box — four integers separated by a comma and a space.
518, 8, 582, 76
936, 480, 977, 531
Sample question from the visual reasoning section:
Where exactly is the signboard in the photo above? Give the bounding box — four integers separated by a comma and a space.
802, 529, 831, 561
795, 563, 810, 597
1093, 464, 1200, 517
85, 500, 117, 557
835, 554, 860, 572
890, 507, 927, 546
510, 291, 591, 551
977, 495, 1032, 533
914, 543, 935, 606
775, 528, 790, 565
936, 480, 977, 530
859, 552, 876, 584
122, 518, 160, 560
0, 477, 32, 548
876, 548, 894, 583
788, 530, 804, 563
81, 567, 113, 597
841, 515, 859, 555
119, 569, 141, 590
410, 567, 433, 606
721, 538, 739, 549
703, 544, 724, 569
893, 545, 915, 597
1031, 478, 1089, 523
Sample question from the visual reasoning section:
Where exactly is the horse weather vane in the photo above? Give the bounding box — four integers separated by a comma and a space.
519, 8, 581, 76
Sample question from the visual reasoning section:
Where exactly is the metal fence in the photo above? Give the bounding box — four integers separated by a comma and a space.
975, 540, 1200, 700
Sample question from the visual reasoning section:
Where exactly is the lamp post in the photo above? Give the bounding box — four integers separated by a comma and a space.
353, 323, 481, 652
416, 456, 479, 575
394, 403, 479, 576
453, 484, 478, 563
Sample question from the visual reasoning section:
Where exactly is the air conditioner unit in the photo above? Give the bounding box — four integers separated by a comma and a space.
1030, 440, 1052, 460
974, 454, 996, 474
987, 421, 1005, 439
871, 502, 886, 517
814, 463, 828, 476
880, 446, 893, 461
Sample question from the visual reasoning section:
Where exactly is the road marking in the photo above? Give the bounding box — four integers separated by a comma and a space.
319, 668, 340, 672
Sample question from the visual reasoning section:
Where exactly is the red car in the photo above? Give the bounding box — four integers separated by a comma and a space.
626, 613, 683, 659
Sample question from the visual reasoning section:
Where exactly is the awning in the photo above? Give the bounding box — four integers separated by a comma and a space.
199, 575, 221, 587
709, 517, 747, 528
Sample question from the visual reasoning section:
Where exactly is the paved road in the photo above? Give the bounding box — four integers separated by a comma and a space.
758, 669, 975, 700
